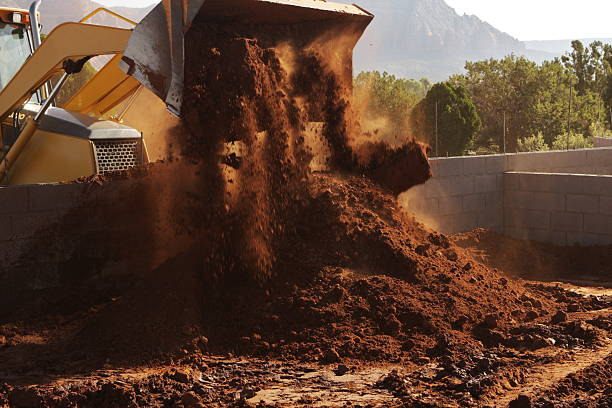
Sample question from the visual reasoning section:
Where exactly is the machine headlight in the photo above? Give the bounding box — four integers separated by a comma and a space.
11, 13, 23, 24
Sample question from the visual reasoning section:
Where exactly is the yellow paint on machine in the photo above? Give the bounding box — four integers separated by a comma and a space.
7, 130, 96, 185
63, 54, 141, 117
0, 23, 132, 121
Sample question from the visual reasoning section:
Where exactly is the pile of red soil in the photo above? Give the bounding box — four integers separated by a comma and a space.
52, 173, 608, 369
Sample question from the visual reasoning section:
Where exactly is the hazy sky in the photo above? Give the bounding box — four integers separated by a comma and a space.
97, 0, 156, 8
98, 0, 612, 41
445, 0, 612, 41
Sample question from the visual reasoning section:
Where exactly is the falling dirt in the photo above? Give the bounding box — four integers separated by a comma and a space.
1, 13, 611, 408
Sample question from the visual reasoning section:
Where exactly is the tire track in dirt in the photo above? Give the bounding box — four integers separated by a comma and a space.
492, 335, 612, 406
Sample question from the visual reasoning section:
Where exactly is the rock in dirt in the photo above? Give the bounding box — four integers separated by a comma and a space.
239, 387, 257, 400
551, 310, 567, 324
169, 369, 191, 383
181, 391, 203, 408
334, 364, 350, 376
321, 348, 341, 364
509, 394, 532, 408
484, 313, 499, 329
9, 388, 42, 408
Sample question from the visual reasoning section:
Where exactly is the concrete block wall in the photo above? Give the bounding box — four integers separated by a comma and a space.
400, 155, 505, 234
0, 183, 88, 268
594, 137, 612, 148
0, 164, 203, 293
401, 147, 612, 238
507, 147, 612, 175
504, 172, 612, 245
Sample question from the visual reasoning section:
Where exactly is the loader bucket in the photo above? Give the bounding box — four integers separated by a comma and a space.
121, 0, 373, 115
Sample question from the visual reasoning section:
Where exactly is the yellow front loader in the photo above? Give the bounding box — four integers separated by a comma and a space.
0, 0, 373, 185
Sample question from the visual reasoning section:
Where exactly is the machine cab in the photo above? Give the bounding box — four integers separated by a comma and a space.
0, 5, 146, 185
0, 8, 32, 93
0, 8, 35, 154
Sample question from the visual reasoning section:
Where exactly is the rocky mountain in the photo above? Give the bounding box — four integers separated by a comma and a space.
350, 0, 536, 80
526, 38, 612, 57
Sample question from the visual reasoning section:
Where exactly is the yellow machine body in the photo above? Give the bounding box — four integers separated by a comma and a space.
7, 130, 95, 185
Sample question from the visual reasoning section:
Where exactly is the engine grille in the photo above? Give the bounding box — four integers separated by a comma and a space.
93, 139, 143, 173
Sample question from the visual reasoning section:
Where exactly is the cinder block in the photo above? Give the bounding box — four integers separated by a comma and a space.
484, 191, 503, 209
462, 194, 486, 212
551, 212, 583, 232
28, 183, 86, 212
593, 138, 612, 148
0, 238, 27, 266
405, 198, 425, 212
463, 156, 486, 175
400, 184, 425, 203
600, 197, 612, 215
506, 153, 538, 172
566, 231, 612, 246
524, 229, 567, 246
454, 212, 479, 232
582, 175, 612, 196
405, 197, 439, 215
497, 174, 504, 190
438, 196, 463, 215
485, 155, 507, 174
475, 174, 498, 193
0, 185, 28, 215
586, 147, 612, 168
504, 190, 565, 211
0, 216, 11, 241
504, 227, 529, 240
504, 209, 550, 230
504, 172, 520, 191
425, 198, 440, 214
566, 194, 599, 214
583, 214, 612, 235
427, 214, 455, 234
424, 179, 449, 198
504, 190, 531, 209
478, 208, 502, 230
434, 158, 464, 177
11, 211, 59, 239
518, 173, 583, 194
595, 165, 612, 175
550, 150, 588, 171
509, 150, 588, 173
445, 176, 474, 196
527, 192, 566, 212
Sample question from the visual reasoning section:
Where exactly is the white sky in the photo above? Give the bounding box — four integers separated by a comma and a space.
98, 0, 612, 41
97, 0, 157, 8
445, 0, 612, 41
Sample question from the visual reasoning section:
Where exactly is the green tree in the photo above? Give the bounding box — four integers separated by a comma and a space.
517, 132, 549, 152
551, 132, 593, 150
353, 71, 431, 142
451, 55, 540, 152
413, 82, 481, 156
453, 52, 607, 152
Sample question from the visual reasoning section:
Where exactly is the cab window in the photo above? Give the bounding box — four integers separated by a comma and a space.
0, 23, 31, 91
